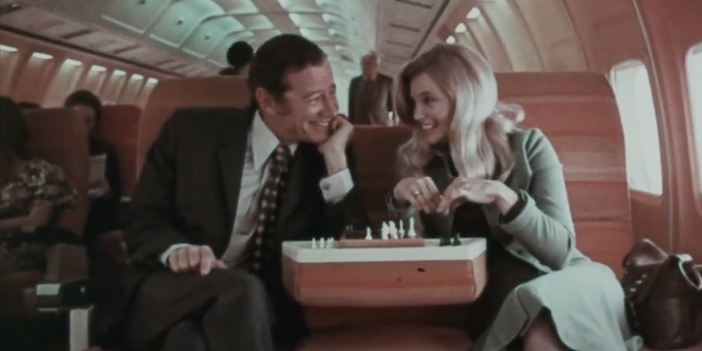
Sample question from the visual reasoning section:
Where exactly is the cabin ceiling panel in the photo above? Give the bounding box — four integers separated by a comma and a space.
148, 1, 223, 48
213, 0, 260, 14
482, 1, 542, 71
513, 0, 586, 72
235, 13, 276, 32
0, 6, 63, 32
377, 0, 447, 74
466, 17, 512, 72
180, 19, 238, 59
64, 31, 127, 51
34, 18, 86, 39
100, 0, 170, 34
3, 0, 457, 77
562, 0, 647, 73
118, 47, 171, 65
52, 0, 108, 19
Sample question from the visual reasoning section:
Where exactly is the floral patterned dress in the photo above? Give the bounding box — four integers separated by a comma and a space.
0, 158, 77, 271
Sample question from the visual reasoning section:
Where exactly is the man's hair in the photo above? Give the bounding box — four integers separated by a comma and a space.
362, 52, 379, 65
225, 41, 254, 73
64, 89, 103, 125
247, 34, 327, 101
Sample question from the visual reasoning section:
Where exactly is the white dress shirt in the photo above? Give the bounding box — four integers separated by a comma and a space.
160, 113, 354, 265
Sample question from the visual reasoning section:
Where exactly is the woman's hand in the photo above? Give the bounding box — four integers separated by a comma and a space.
436, 177, 519, 215
392, 176, 443, 213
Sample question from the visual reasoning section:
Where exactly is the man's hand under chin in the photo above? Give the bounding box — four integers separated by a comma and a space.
318, 115, 353, 175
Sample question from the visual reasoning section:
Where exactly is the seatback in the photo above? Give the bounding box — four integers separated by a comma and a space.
496, 72, 634, 275
23, 108, 90, 237
137, 76, 251, 176
94, 104, 142, 199
351, 126, 412, 224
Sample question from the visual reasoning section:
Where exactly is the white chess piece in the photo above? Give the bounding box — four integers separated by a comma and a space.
319, 238, 326, 249
381, 222, 389, 240
311, 238, 318, 249
398, 220, 405, 238
326, 238, 334, 248
388, 222, 398, 239
365, 227, 373, 240
407, 218, 417, 238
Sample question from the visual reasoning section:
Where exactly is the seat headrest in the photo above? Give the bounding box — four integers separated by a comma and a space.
137, 76, 251, 174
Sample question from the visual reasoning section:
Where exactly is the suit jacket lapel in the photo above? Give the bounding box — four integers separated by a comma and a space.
218, 109, 254, 224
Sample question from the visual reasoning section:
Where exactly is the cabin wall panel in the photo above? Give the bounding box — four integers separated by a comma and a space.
636, 0, 702, 259
0, 29, 173, 107
562, 0, 647, 72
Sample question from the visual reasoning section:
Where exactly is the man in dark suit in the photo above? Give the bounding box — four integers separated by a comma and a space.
117, 34, 368, 351
347, 52, 396, 125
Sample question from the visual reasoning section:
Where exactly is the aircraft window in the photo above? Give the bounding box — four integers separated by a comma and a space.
118, 73, 147, 104
135, 77, 160, 107
0, 45, 20, 94
44, 58, 85, 107
101, 69, 128, 104
80, 65, 108, 95
31, 52, 53, 60
0, 44, 18, 52
610, 60, 663, 195
686, 43, 702, 189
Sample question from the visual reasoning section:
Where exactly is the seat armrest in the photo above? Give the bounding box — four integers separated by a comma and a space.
44, 243, 89, 282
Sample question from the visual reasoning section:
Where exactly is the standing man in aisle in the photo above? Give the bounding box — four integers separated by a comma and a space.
348, 52, 396, 125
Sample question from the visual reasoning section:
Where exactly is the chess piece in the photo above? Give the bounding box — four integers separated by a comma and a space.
327, 237, 335, 248
381, 222, 389, 240
388, 222, 398, 239
319, 238, 326, 248
398, 220, 405, 238
365, 227, 373, 240
439, 236, 452, 247
311, 238, 317, 249
407, 217, 417, 238
451, 234, 462, 246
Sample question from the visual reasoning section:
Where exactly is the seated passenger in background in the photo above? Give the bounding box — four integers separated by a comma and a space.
0, 96, 77, 273
64, 90, 122, 245
219, 40, 254, 76
387, 45, 639, 351
103, 34, 367, 351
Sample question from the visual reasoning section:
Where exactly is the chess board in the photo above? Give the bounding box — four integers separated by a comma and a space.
281, 238, 488, 307
338, 230, 425, 248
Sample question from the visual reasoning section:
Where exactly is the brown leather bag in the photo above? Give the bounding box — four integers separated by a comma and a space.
621, 239, 702, 349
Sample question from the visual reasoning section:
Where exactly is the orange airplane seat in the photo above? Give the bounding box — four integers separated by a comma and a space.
94, 104, 143, 200
1, 108, 90, 316
136, 75, 251, 177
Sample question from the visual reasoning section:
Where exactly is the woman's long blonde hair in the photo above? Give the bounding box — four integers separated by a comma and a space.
396, 44, 523, 181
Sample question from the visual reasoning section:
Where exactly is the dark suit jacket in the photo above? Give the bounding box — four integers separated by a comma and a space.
348, 74, 395, 125
93, 107, 368, 347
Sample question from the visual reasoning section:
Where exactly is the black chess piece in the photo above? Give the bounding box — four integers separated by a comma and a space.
439, 236, 452, 247
451, 234, 462, 246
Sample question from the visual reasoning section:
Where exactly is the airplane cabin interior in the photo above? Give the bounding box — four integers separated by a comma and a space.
0, 0, 701, 350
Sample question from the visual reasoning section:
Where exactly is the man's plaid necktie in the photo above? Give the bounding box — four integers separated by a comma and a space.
247, 144, 292, 276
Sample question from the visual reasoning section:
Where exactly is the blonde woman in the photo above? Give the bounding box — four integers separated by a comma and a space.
387, 45, 642, 351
